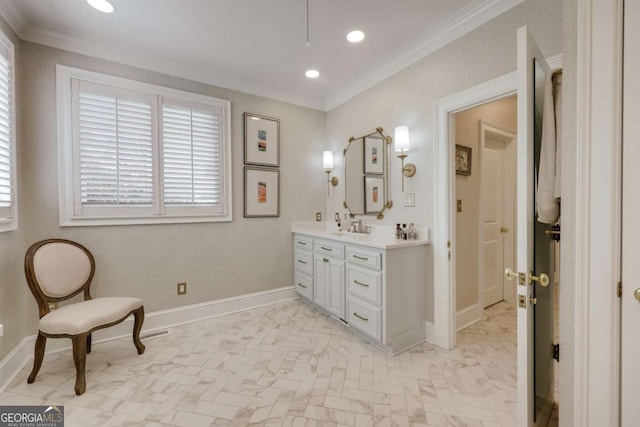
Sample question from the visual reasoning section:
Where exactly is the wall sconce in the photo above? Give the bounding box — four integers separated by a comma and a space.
394, 126, 416, 192
323, 150, 339, 196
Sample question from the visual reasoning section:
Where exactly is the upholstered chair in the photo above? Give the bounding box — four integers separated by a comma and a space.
24, 239, 145, 395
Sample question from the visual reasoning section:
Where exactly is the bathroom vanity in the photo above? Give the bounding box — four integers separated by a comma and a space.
292, 224, 429, 355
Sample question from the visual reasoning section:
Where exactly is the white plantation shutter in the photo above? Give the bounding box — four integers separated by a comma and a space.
0, 47, 13, 220
76, 81, 154, 212
163, 103, 222, 207
59, 66, 231, 225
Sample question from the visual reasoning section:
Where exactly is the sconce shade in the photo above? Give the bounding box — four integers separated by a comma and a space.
394, 126, 410, 152
323, 150, 334, 171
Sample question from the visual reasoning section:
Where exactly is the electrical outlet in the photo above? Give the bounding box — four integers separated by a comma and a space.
457, 199, 462, 212
0, 324, 3, 337
316, 212, 322, 221
403, 193, 415, 207
177, 282, 187, 295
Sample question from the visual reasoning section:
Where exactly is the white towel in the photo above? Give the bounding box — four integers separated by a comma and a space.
537, 71, 562, 224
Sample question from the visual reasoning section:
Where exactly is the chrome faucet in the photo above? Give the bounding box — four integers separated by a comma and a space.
350, 219, 370, 234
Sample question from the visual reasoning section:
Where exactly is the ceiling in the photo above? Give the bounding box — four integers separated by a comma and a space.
0, 0, 522, 110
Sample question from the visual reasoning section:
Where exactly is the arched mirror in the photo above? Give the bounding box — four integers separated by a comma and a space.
343, 127, 393, 219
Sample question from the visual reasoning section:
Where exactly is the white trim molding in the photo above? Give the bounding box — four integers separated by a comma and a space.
0, 286, 297, 393
574, 0, 624, 425
456, 304, 483, 331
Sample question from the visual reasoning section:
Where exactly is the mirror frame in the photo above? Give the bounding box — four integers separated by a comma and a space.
343, 127, 393, 220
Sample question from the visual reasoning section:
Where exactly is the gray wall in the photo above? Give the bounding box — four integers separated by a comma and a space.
0, 40, 327, 361
560, 0, 577, 425
0, 15, 28, 364
326, 0, 563, 323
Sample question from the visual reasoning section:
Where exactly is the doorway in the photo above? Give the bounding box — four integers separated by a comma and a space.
452, 97, 517, 331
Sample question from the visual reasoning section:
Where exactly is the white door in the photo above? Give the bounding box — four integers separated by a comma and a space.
481, 123, 517, 307
516, 26, 553, 426
620, 0, 640, 424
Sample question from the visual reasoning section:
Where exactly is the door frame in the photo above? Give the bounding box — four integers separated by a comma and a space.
478, 120, 517, 309
432, 54, 562, 349
573, 0, 623, 425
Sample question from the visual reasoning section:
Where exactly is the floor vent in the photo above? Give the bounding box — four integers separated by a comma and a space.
140, 329, 170, 341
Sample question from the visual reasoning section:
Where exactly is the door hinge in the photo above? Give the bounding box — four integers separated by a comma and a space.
617, 281, 622, 298
552, 343, 560, 362
545, 224, 561, 241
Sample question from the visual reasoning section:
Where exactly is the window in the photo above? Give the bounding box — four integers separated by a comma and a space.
58, 66, 231, 226
0, 31, 16, 233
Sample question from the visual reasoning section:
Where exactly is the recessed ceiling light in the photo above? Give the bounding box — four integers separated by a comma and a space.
347, 30, 365, 43
87, 0, 115, 13
305, 69, 320, 79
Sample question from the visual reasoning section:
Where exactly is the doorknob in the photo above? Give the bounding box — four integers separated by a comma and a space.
500, 227, 509, 233
529, 271, 550, 287
634, 288, 640, 303
504, 268, 518, 280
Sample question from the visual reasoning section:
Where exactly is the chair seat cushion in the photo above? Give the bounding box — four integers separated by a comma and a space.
39, 297, 143, 335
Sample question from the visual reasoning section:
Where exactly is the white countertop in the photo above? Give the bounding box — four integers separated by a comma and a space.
291, 221, 430, 250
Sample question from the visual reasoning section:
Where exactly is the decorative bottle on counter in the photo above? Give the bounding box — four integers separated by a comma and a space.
395, 224, 402, 239
408, 223, 417, 240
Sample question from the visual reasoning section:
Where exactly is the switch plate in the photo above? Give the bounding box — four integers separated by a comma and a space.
0, 324, 3, 337
457, 199, 462, 212
315, 212, 322, 221
403, 193, 415, 207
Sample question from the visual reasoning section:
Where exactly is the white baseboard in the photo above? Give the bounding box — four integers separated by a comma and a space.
456, 303, 482, 331
425, 321, 434, 344
0, 285, 296, 393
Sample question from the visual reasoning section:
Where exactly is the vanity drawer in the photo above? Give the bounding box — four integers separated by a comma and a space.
347, 298, 382, 341
314, 240, 345, 259
295, 250, 313, 275
347, 265, 382, 306
346, 246, 381, 270
294, 235, 313, 251
295, 272, 313, 300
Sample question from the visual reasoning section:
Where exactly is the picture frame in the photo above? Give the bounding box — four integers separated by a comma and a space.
455, 144, 472, 176
244, 166, 280, 218
244, 113, 280, 167
363, 137, 384, 174
364, 176, 384, 213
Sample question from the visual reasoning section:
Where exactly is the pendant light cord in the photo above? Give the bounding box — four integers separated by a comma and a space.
306, 0, 310, 46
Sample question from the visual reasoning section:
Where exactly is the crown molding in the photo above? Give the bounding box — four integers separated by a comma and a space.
0, 0, 524, 112
324, 0, 526, 111
18, 25, 327, 111
0, 0, 29, 35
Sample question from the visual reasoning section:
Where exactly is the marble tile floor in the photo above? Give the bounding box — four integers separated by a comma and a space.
0, 299, 518, 426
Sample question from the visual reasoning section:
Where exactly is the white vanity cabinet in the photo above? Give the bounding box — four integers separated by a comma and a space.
294, 235, 314, 301
293, 231, 428, 355
313, 239, 345, 320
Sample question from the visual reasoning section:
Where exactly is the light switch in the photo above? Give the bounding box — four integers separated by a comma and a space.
457, 199, 462, 212
403, 193, 415, 207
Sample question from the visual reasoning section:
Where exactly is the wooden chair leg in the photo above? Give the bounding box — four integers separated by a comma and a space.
132, 306, 145, 355
86, 333, 92, 354
71, 334, 87, 395
28, 332, 47, 384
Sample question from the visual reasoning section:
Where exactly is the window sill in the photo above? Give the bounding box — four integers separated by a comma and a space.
60, 213, 232, 227
0, 218, 17, 233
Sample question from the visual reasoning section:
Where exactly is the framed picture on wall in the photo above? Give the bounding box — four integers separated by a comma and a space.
363, 137, 384, 174
244, 166, 280, 217
364, 176, 384, 213
455, 144, 472, 176
244, 113, 280, 167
